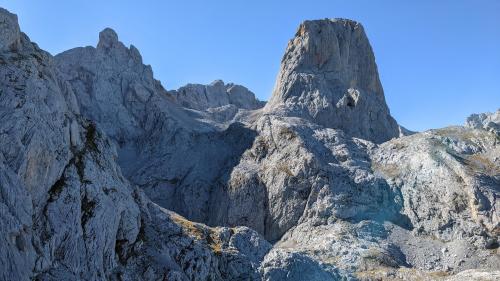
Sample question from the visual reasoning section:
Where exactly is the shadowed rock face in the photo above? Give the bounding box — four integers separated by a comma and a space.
0, 9, 269, 281
265, 19, 399, 143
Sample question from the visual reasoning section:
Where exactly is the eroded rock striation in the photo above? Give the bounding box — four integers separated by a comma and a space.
0, 8, 499, 281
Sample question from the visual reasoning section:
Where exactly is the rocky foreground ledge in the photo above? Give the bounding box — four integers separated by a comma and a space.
0, 7, 499, 281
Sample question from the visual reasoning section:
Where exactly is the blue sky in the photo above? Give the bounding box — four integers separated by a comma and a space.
1, 1, 498, 131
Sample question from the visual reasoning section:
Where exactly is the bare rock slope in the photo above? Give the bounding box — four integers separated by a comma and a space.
0, 8, 499, 281
0, 8, 269, 281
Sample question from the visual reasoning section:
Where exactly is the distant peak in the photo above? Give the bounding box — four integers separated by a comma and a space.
97, 27, 119, 49
210, 79, 225, 87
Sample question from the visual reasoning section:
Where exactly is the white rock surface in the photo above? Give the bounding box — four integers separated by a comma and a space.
172, 80, 265, 111
0, 8, 20, 51
466, 109, 500, 136
265, 19, 400, 143
0, 8, 499, 281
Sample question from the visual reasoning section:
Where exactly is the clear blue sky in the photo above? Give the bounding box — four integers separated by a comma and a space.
1, 0, 499, 131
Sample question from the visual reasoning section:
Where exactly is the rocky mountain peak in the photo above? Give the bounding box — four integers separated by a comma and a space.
172, 80, 265, 111
97, 27, 119, 49
1, 6, 499, 280
0, 7, 21, 51
466, 108, 500, 136
265, 18, 400, 143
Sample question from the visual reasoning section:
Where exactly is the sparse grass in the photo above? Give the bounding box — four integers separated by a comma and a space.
277, 163, 294, 177
356, 267, 450, 281
170, 213, 224, 255
371, 162, 400, 179
466, 154, 500, 176
434, 126, 497, 146
434, 127, 477, 140
170, 212, 205, 239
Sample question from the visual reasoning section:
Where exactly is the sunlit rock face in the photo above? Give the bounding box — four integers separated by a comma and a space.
466, 109, 500, 136
265, 19, 400, 143
172, 79, 265, 111
0, 6, 499, 281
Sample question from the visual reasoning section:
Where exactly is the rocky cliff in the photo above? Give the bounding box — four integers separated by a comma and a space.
265, 19, 400, 143
172, 79, 265, 111
0, 7, 498, 281
0, 8, 269, 281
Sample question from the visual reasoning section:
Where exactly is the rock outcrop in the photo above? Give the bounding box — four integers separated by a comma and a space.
466, 109, 500, 136
55, 29, 261, 227
0, 8, 20, 51
265, 19, 400, 143
172, 79, 265, 111
0, 8, 499, 281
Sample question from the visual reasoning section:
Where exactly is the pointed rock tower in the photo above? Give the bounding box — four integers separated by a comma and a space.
265, 19, 399, 143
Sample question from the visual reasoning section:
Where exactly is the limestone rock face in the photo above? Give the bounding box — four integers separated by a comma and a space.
254, 121, 500, 280
172, 80, 265, 111
1, 8, 499, 281
55, 27, 197, 144
212, 115, 405, 242
55, 30, 261, 225
466, 109, 500, 136
0, 9, 269, 281
0, 8, 20, 51
265, 19, 400, 143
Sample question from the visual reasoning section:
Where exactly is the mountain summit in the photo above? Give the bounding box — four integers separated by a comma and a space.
266, 19, 400, 143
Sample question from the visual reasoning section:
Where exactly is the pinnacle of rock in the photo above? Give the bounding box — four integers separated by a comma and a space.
0, 8, 21, 51
265, 19, 400, 143
97, 27, 119, 49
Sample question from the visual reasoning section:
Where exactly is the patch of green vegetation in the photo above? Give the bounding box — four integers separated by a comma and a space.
170, 213, 224, 255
